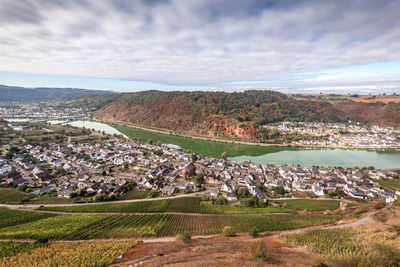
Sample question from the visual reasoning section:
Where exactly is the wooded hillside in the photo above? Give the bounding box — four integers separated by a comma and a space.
95, 90, 400, 141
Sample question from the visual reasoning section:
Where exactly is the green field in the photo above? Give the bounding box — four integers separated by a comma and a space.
0, 188, 75, 204
28, 195, 74, 204
200, 203, 291, 214
120, 190, 148, 200
0, 208, 339, 240
0, 188, 33, 204
274, 199, 340, 211
39, 199, 170, 213
0, 208, 56, 228
111, 123, 293, 158
40, 197, 293, 214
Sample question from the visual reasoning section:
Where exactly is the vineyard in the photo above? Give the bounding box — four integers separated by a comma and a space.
0, 240, 138, 267
0, 208, 56, 228
0, 241, 45, 258
166, 197, 201, 213
279, 227, 400, 266
274, 199, 340, 211
38, 199, 169, 213
39, 197, 294, 214
0, 209, 339, 240
200, 203, 291, 214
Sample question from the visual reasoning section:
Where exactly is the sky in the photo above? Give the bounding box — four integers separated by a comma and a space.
0, 0, 399, 94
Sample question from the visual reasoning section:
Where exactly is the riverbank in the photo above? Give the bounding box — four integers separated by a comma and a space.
98, 119, 400, 151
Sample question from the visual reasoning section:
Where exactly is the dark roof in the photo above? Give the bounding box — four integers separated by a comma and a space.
185, 163, 196, 172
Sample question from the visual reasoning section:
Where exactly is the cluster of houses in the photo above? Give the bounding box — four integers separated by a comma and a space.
0, 101, 93, 120
264, 121, 400, 148
1, 135, 399, 203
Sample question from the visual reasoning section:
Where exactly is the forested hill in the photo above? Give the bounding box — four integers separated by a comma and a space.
95, 90, 400, 141
0, 84, 112, 103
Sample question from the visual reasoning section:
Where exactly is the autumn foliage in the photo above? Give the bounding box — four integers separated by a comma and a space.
96, 90, 400, 141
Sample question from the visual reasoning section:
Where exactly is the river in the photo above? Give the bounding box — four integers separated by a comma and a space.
4, 118, 400, 168
229, 149, 400, 169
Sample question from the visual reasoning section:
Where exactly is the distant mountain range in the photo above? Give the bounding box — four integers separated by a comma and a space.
0, 84, 113, 103
95, 90, 400, 142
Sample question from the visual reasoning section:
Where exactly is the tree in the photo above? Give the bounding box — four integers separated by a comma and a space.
148, 189, 158, 198
5, 152, 13, 159
249, 228, 261, 238
240, 196, 256, 207
236, 187, 250, 199
194, 173, 204, 184
328, 191, 339, 198
221, 152, 227, 160
216, 196, 228, 205
272, 186, 286, 195
257, 184, 267, 192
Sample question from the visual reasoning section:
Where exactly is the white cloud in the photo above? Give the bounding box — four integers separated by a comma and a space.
0, 0, 399, 92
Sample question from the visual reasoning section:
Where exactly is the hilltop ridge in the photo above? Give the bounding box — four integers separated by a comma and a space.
95, 90, 400, 142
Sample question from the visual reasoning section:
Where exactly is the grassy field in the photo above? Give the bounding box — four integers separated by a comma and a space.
0, 188, 33, 204
274, 199, 340, 211
40, 197, 292, 214
120, 190, 148, 200
111, 123, 292, 158
373, 178, 400, 191
29, 195, 74, 204
39, 199, 170, 213
0, 240, 138, 267
200, 203, 291, 214
0, 208, 339, 240
280, 227, 400, 266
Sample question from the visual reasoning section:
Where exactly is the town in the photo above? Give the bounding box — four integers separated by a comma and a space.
264, 121, 400, 149
1, 119, 399, 205
0, 100, 94, 120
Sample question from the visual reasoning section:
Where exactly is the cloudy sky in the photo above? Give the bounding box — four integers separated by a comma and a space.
0, 0, 400, 94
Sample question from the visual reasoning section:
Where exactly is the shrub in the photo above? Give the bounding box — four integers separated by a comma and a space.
388, 225, 400, 236
312, 256, 327, 267
248, 239, 270, 261
177, 232, 191, 242
35, 238, 49, 244
373, 210, 389, 223
373, 199, 385, 209
249, 228, 260, 238
222, 226, 236, 237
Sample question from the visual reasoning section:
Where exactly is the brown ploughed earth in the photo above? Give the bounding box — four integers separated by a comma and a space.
111, 233, 314, 267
